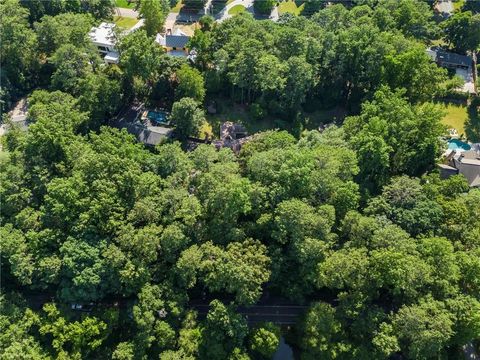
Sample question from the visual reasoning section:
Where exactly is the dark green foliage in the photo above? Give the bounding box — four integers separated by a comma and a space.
2, 1, 480, 359
170, 97, 205, 139
253, 0, 276, 15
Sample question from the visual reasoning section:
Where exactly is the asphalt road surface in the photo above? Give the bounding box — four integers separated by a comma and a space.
193, 304, 308, 324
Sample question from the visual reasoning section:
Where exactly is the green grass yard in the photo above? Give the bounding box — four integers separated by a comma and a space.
278, 0, 304, 15
440, 103, 468, 136
453, 0, 465, 12
228, 4, 246, 15
113, 16, 138, 29
115, 0, 136, 9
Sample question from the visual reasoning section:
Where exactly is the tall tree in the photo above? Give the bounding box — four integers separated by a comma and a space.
442, 11, 480, 53
139, 0, 169, 37
175, 64, 206, 102
170, 97, 205, 140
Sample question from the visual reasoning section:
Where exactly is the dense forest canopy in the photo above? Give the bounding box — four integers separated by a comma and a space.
1, 0, 480, 359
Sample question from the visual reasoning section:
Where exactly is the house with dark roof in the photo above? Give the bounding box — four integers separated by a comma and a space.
439, 149, 480, 187
427, 47, 476, 93
155, 29, 191, 57
212, 122, 251, 153
427, 47, 472, 69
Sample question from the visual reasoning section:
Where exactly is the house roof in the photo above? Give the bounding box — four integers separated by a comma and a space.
166, 34, 190, 48
434, 48, 472, 67
155, 33, 166, 46
89, 22, 116, 47
452, 153, 480, 187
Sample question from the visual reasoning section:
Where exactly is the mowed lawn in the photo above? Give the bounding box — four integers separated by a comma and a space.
113, 16, 138, 29
115, 0, 136, 9
278, 0, 304, 15
441, 103, 468, 135
229, 4, 246, 15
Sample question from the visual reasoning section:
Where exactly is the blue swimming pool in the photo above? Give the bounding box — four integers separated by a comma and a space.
147, 110, 169, 125
448, 139, 471, 151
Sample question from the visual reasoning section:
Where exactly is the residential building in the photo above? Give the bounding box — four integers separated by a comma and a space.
89, 22, 119, 64
213, 122, 251, 153
155, 29, 191, 57
427, 47, 476, 94
427, 47, 472, 69
440, 148, 480, 187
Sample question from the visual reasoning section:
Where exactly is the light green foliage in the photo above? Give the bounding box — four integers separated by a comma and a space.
2, 2, 480, 358
112, 342, 135, 360
177, 239, 270, 305
393, 297, 454, 360
139, 0, 170, 37
34, 13, 93, 55
201, 300, 248, 360
0, 295, 48, 359
300, 302, 351, 360
249, 323, 280, 358
175, 64, 206, 102
381, 45, 447, 102
170, 97, 205, 140
50, 44, 97, 94
118, 30, 166, 82
365, 176, 444, 236
39, 303, 107, 358
344, 88, 445, 193
442, 10, 480, 52
0, 0, 39, 95
0, 225, 34, 285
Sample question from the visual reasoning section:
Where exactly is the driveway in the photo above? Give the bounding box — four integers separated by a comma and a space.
216, 0, 255, 22
456, 67, 476, 94
0, 98, 29, 136
165, 12, 178, 31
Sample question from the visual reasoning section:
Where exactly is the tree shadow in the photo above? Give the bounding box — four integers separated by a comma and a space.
465, 98, 480, 142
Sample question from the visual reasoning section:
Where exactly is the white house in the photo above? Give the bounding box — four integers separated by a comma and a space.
89, 22, 119, 64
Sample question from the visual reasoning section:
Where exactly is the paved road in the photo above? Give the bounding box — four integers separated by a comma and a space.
216, 0, 255, 22
194, 304, 308, 324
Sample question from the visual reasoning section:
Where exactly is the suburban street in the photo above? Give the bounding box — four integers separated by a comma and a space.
193, 304, 308, 324
215, 0, 255, 21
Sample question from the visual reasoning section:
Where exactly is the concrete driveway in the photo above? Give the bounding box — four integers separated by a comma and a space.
456, 67, 476, 94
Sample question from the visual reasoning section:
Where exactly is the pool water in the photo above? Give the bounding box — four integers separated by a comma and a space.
448, 139, 471, 151
147, 110, 169, 125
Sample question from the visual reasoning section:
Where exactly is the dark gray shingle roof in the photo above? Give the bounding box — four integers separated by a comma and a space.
436, 49, 472, 67
166, 35, 189, 48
